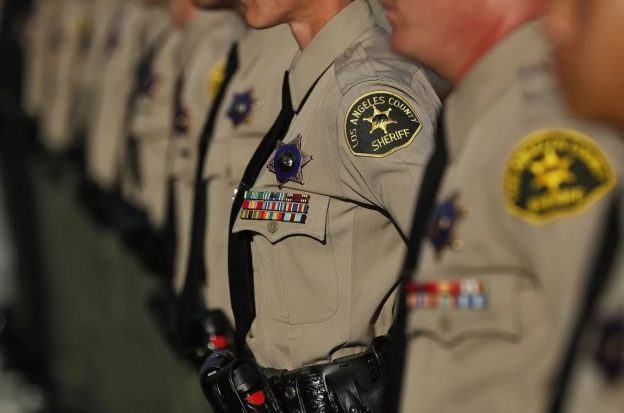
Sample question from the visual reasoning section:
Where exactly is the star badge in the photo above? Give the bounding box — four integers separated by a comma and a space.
429, 192, 472, 257
227, 90, 256, 127
267, 135, 313, 187
364, 106, 397, 135
529, 148, 576, 192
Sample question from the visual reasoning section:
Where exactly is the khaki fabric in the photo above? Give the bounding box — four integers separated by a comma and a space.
70, 0, 119, 135
86, 1, 166, 190
172, 25, 298, 319
231, 0, 440, 370
38, 0, 88, 152
22, 0, 57, 119
366, 0, 390, 32
125, 28, 181, 227
166, 9, 247, 294
400, 22, 624, 413
566, 195, 624, 413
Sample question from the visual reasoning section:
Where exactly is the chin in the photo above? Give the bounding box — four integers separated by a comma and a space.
243, 10, 280, 29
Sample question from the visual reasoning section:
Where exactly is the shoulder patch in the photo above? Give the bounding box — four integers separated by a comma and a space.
503, 129, 616, 225
344, 91, 422, 157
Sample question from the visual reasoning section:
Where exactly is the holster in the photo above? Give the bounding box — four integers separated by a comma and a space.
200, 351, 284, 413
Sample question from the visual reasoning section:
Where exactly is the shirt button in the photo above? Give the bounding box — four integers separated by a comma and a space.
267, 221, 279, 233
439, 314, 452, 333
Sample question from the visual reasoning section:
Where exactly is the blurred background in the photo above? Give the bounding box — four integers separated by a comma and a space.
0, 1, 208, 412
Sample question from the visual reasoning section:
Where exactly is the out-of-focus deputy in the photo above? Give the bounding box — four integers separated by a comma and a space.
22, 0, 56, 122
546, 0, 624, 411
38, 0, 93, 153
168, 0, 246, 298
383, 0, 624, 412
154, 0, 246, 363
164, 0, 296, 364
548, 0, 624, 132
197, 22, 298, 325
86, 0, 164, 194
119, 2, 179, 229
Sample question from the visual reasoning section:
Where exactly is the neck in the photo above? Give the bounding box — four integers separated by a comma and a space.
447, 8, 545, 86
174, 4, 197, 28
289, 0, 351, 49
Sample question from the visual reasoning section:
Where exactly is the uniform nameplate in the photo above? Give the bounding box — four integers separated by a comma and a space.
504, 129, 616, 224
345, 91, 422, 157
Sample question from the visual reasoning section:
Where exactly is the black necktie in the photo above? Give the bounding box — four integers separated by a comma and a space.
177, 44, 239, 320
228, 73, 295, 341
160, 74, 186, 286
383, 110, 449, 413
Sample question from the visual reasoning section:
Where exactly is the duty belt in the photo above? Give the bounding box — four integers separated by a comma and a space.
263, 338, 388, 413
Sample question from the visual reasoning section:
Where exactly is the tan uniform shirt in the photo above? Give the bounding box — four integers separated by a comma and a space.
124, 26, 181, 227
177, 26, 299, 319
400, 22, 624, 413
70, 0, 118, 134
567, 196, 623, 413
22, 0, 56, 119
86, 1, 164, 190
39, 0, 92, 152
231, 0, 440, 370
366, 0, 390, 32
166, 10, 247, 293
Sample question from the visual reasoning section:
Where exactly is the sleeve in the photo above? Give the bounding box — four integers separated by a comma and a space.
500, 125, 623, 375
336, 76, 441, 238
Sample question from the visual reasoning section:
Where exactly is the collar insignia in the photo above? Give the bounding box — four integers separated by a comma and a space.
429, 193, 471, 256
268, 135, 313, 187
227, 90, 256, 127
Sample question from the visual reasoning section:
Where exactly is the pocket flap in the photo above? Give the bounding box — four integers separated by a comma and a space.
169, 137, 195, 182
232, 189, 329, 244
203, 139, 229, 180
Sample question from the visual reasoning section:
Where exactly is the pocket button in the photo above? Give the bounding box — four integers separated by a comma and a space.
267, 221, 279, 234
439, 314, 452, 333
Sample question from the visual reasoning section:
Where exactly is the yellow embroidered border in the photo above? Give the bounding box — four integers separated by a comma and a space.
503, 129, 616, 225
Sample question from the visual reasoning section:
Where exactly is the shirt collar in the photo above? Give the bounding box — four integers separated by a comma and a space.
288, 0, 377, 111
446, 20, 550, 161
238, 24, 292, 68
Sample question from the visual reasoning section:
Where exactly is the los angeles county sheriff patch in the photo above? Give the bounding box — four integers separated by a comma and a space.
345, 91, 422, 157
504, 129, 616, 224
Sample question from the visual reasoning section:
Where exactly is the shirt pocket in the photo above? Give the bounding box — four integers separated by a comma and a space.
407, 272, 526, 347
232, 190, 338, 324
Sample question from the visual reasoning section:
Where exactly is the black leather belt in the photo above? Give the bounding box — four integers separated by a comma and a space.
263, 338, 388, 413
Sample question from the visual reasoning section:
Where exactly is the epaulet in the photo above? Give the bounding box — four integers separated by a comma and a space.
516, 59, 566, 122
